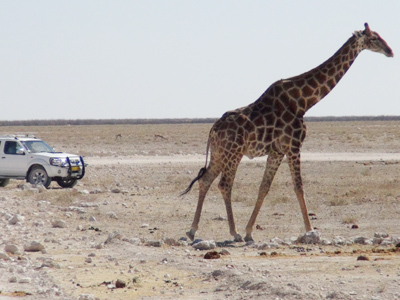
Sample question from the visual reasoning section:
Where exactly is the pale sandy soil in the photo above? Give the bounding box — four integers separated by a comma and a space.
1, 122, 400, 300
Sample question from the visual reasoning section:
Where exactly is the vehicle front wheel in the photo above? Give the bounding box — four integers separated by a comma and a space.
27, 166, 51, 188
56, 178, 78, 188
0, 179, 10, 187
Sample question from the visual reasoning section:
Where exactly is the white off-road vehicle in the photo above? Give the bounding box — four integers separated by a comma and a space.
0, 135, 86, 188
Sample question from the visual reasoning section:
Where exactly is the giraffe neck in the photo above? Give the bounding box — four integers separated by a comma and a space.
263, 34, 366, 117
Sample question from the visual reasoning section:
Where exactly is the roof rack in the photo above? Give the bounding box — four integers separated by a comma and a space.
0, 134, 37, 139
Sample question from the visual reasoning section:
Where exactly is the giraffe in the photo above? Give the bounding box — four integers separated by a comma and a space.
182, 23, 393, 243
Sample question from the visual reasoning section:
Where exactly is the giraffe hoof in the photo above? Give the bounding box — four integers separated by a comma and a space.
186, 230, 195, 241
244, 235, 254, 244
234, 234, 244, 243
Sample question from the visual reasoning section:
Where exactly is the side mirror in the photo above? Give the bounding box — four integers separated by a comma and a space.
17, 148, 25, 155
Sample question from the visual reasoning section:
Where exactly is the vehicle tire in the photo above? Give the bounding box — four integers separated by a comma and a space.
27, 166, 51, 188
0, 179, 10, 187
56, 178, 78, 188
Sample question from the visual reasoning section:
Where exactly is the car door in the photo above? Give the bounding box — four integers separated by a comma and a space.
0, 141, 28, 176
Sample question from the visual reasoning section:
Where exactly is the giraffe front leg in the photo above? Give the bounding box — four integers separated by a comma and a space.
218, 166, 244, 242
287, 152, 313, 232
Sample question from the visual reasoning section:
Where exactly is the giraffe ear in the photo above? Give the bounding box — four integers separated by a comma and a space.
364, 23, 372, 37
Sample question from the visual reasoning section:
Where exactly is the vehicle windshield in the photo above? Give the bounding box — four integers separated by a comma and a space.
21, 140, 54, 153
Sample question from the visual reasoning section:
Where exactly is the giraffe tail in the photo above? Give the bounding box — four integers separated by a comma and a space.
180, 134, 211, 196
180, 167, 207, 196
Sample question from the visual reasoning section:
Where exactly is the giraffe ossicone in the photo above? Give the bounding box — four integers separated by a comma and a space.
182, 23, 393, 243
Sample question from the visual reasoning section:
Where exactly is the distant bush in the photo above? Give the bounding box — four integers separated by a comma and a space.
0, 116, 399, 127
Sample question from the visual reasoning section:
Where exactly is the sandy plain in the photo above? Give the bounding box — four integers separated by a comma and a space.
1, 121, 400, 300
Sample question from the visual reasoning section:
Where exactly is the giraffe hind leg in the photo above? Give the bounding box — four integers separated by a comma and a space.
186, 163, 221, 241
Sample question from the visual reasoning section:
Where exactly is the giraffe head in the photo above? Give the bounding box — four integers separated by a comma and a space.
353, 23, 393, 57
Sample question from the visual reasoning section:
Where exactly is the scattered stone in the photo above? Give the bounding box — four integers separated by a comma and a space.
332, 236, 348, 246
85, 257, 93, 263
0, 252, 10, 260
33, 220, 45, 226
125, 238, 141, 245
88, 226, 101, 232
111, 188, 121, 193
40, 258, 61, 269
52, 219, 67, 228
216, 240, 236, 248
211, 270, 224, 278
105, 232, 122, 244
320, 238, 331, 245
192, 240, 216, 250
9, 276, 17, 283
374, 232, 389, 239
80, 202, 100, 207
353, 236, 372, 245
219, 249, 231, 256
4, 244, 19, 254
19, 277, 31, 283
204, 251, 220, 259
351, 224, 359, 229
141, 223, 149, 228
24, 241, 45, 252
115, 279, 126, 288
9, 214, 24, 225
296, 230, 321, 244
2, 212, 13, 220
106, 211, 118, 219
146, 240, 164, 247
78, 294, 95, 300
163, 237, 182, 246
357, 255, 370, 261
89, 216, 97, 222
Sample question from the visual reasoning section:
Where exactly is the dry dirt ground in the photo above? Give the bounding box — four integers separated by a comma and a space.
1, 121, 400, 300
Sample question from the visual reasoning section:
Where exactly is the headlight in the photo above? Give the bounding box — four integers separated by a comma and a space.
50, 157, 68, 167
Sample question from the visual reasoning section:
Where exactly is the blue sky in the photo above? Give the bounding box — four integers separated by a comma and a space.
0, 1, 398, 120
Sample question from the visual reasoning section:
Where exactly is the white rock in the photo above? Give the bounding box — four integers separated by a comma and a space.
52, 220, 67, 228
9, 214, 24, 225
80, 202, 100, 207
33, 220, 45, 227
192, 240, 216, 250
332, 236, 348, 246
104, 232, 121, 244
297, 230, 321, 244
5, 244, 19, 254
78, 294, 95, 300
8, 276, 17, 283
0, 252, 10, 260
106, 211, 118, 219
2, 212, 13, 220
353, 236, 372, 245
127, 238, 141, 245
89, 216, 97, 222
19, 277, 31, 283
24, 241, 45, 252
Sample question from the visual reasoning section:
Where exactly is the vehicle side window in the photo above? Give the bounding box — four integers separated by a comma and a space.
4, 141, 19, 155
